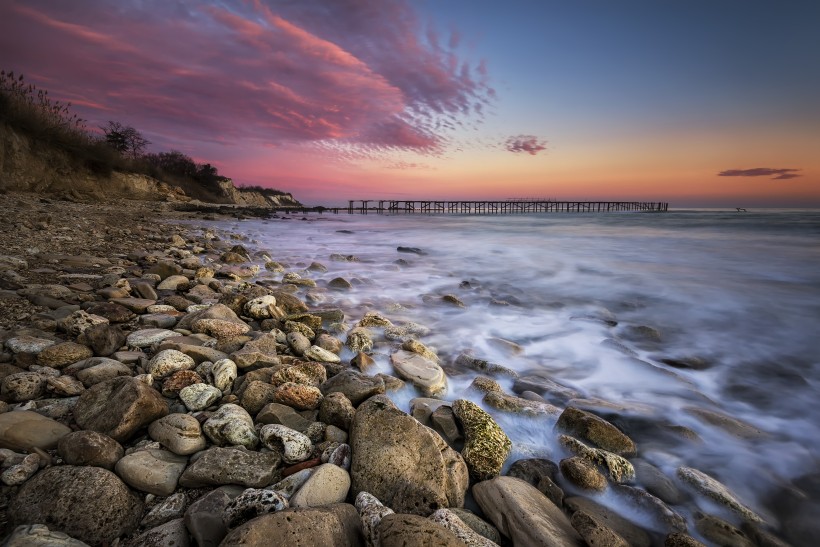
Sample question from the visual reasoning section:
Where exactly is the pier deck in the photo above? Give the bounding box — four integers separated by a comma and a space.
337, 199, 669, 214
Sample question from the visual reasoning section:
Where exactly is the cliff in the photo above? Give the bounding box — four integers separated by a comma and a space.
0, 123, 300, 206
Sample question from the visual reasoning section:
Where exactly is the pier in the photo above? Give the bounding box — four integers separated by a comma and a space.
338, 199, 669, 214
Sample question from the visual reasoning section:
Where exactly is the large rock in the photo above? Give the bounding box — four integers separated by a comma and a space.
320, 370, 385, 406
2, 524, 91, 546
220, 504, 362, 546
677, 466, 763, 523
555, 406, 637, 456
290, 463, 351, 508
390, 350, 447, 397
350, 395, 468, 515
452, 399, 511, 481
473, 476, 583, 547
184, 488, 233, 547
57, 430, 123, 470
73, 376, 168, 443
0, 410, 71, 451
115, 448, 189, 496
178, 446, 280, 488
9, 466, 143, 546
377, 514, 463, 547
36, 341, 93, 368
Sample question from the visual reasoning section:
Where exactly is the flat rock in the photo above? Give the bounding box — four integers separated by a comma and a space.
320, 369, 385, 406
9, 465, 143, 546
429, 508, 500, 547
390, 349, 447, 397
126, 328, 179, 348
350, 395, 468, 516
178, 446, 280, 488
571, 510, 629, 547
115, 448, 188, 496
290, 463, 351, 508
221, 503, 362, 546
473, 476, 583, 547
149, 413, 207, 455
76, 360, 131, 387
73, 376, 169, 443
0, 410, 71, 451
2, 524, 91, 546
110, 297, 157, 313
564, 496, 651, 547
57, 430, 123, 470
257, 402, 314, 432
5, 336, 55, 354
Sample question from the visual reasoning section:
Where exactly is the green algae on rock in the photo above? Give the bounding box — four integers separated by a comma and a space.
452, 399, 512, 481
559, 434, 635, 483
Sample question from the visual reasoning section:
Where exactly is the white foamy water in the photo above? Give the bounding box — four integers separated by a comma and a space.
212, 208, 820, 529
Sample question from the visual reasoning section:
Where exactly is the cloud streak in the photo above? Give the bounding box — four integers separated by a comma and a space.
718, 168, 802, 180
504, 135, 548, 155
0, 0, 493, 157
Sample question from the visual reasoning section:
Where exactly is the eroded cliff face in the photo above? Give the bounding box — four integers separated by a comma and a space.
0, 124, 300, 206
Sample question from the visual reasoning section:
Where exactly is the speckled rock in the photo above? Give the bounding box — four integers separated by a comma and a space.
180, 383, 222, 411
290, 463, 351, 508
473, 476, 583, 547
75, 359, 131, 387
571, 510, 630, 547
447, 508, 503, 545
260, 424, 313, 464
345, 327, 373, 353
147, 349, 196, 379
677, 466, 763, 523
613, 483, 687, 533
377, 513, 463, 547
271, 361, 327, 388
9, 466, 143, 546
0, 410, 71, 451
115, 448, 188, 496
2, 453, 40, 486
320, 370, 386, 406
57, 430, 123, 470
273, 382, 323, 411
179, 446, 280, 488
318, 392, 356, 431
355, 491, 394, 547
564, 496, 651, 547
212, 358, 238, 392
559, 435, 635, 483
5, 336, 55, 354
220, 504, 362, 546
184, 488, 233, 547
73, 376, 169, 443
126, 328, 179, 348
2, 524, 91, 546
36, 341, 93, 369
162, 370, 204, 397
203, 403, 258, 449
224, 488, 289, 528
269, 468, 314, 499
452, 399, 511, 481
483, 390, 562, 417
665, 532, 708, 547
429, 508, 499, 546
1, 372, 46, 402
192, 318, 250, 338
402, 339, 439, 362
141, 491, 187, 529
694, 513, 755, 547
45, 375, 85, 396
390, 349, 447, 397
304, 345, 341, 363
350, 395, 468, 515
76, 323, 126, 357
244, 295, 278, 319
129, 518, 190, 547
561, 457, 608, 491
556, 406, 637, 456
149, 413, 207, 455
57, 310, 109, 336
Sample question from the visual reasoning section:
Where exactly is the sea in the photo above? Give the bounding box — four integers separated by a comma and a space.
211, 208, 820, 533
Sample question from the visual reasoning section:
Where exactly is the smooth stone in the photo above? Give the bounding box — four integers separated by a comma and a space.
286, 331, 311, 356
268, 468, 315, 499
430, 405, 463, 447
429, 508, 499, 547
110, 297, 157, 313
633, 459, 685, 505
157, 274, 189, 290
452, 399, 512, 481
555, 406, 637, 456
564, 496, 651, 547
377, 513, 463, 546
0, 410, 71, 451
677, 466, 763, 523
694, 513, 755, 547
73, 376, 169, 443
9, 466, 143, 546
390, 349, 447, 397
320, 369, 386, 406
126, 328, 179, 348
473, 476, 583, 547
350, 395, 468, 516
36, 341, 93, 368
148, 413, 207, 455
224, 488, 289, 528
147, 349, 196, 379
5, 336, 55, 354
220, 504, 362, 546
115, 448, 188, 496
3, 524, 91, 546
57, 430, 123, 470
179, 447, 280, 488
86, 302, 136, 323
302, 345, 341, 363
256, 402, 314, 432
76, 360, 131, 387
140, 313, 179, 329
180, 383, 222, 411
184, 488, 234, 547
129, 518, 190, 547
613, 483, 687, 533
447, 508, 503, 545
259, 424, 313, 464
318, 391, 355, 431
203, 403, 258, 449
290, 463, 351, 508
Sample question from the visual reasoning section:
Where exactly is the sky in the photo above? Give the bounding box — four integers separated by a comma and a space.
1, 0, 819, 207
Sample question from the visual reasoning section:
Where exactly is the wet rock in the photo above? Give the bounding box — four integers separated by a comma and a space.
179, 446, 280, 488
384, 322, 430, 342
473, 476, 582, 547
351, 351, 376, 372
683, 406, 766, 439
455, 353, 519, 378
561, 457, 608, 491
633, 459, 684, 505
571, 510, 630, 547
350, 395, 468, 515
564, 496, 651, 547
441, 294, 465, 307
677, 466, 763, 523
559, 435, 635, 483
665, 532, 708, 547
328, 277, 353, 290
452, 399, 511, 481
149, 413, 207, 455
260, 424, 313, 464
346, 327, 373, 353
390, 349, 447, 397
483, 390, 562, 417
273, 382, 323, 411
612, 483, 687, 533
115, 447, 188, 496
555, 406, 637, 456
1, 371, 46, 402
57, 430, 123, 469
36, 341, 93, 368
220, 504, 362, 546
2, 524, 90, 546
203, 403, 258, 448
290, 463, 351, 508
320, 370, 385, 406
694, 513, 755, 547
429, 508, 499, 546
224, 488, 289, 528
402, 339, 439, 362
180, 382, 222, 410
9, 466, 143, 546
73, 376, 168, 443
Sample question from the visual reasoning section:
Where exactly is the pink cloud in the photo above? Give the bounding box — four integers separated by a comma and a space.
0, 0, 492, 158
504, 135, 548, 155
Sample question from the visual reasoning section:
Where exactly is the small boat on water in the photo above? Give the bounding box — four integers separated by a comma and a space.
736, 207, 748, 212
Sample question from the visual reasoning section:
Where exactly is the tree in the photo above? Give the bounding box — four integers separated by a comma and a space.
101, 121, 150, 159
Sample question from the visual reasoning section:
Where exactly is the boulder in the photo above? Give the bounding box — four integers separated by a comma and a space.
350, 395, 468, 515
178, 446, 280, 488
220, 504, 362, 546
9, 466, 143, 546
0, 410, 72, 451
73, 376, 168, 443
377, 514, 463, 547
290, 464, 351, 508
2, 524, 91, 546
473, 476, 583, 547
57, 430, 123, 470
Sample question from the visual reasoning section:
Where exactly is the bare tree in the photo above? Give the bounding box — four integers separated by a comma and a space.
101, 121, 150, 159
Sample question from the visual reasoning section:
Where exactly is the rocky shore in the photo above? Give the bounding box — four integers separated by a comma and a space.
0, 192, 800, 546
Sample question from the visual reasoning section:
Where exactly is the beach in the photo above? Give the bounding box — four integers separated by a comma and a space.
0, 192, 817, 546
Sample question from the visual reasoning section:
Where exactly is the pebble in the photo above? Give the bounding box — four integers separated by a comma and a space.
289, 463, 351, 507
303, 344, 341, 363
390, 349, 447, 397
180, 383, 222, 410
148, 413, 207, 455
126, 328, 179, 348
147, 349, 196, 378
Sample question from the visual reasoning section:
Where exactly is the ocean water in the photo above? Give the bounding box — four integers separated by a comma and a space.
214, 208, 820, 532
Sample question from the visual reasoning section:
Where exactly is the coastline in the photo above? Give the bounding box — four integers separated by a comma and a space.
0, 191, 805, 546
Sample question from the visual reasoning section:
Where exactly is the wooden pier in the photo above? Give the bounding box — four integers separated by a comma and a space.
338, 199, 668, 214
